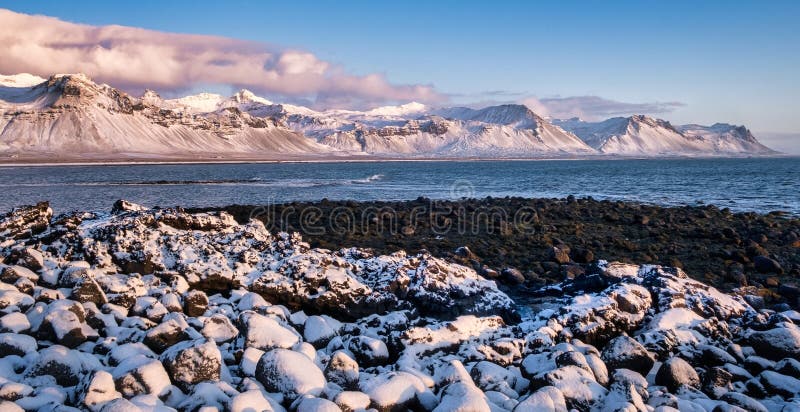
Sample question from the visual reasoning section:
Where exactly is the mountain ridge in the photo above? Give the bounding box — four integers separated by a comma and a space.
0, 73, 778, 161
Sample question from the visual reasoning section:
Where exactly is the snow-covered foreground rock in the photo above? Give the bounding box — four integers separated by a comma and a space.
1, 201, 799, 411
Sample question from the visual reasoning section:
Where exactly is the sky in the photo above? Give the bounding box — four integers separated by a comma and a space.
1, 0, 799, 152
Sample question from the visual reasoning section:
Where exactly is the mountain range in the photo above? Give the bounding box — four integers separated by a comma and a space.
0, 73, 776, 162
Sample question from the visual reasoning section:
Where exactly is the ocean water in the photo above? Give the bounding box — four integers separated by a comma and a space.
0, 158, 797, 215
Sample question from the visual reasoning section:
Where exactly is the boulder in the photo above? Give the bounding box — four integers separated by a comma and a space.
111, 355, 172, 398
240, 312, 300, 351
183, 290, 208, 317
25, 345, 85, 387
758, 370, 800, 399
324, 350, 360, 390
748, 324, 800, 361
303, 315, 339, 348
255, 349, 326, 401
347, 335, 389, 367
434, 381, 491, 412
161, 339, 222, 390
0, 312, 30, 333
601, 335, 655, 375
360, 372, 426, 412
333, 391, 371, 412
514, 386, 567, 412
77, 370, 122, 411
753, 256, 783, 274
143, 318, 188, 353
0, 333, 37, 357
201, 314, 239, 344
295, 397, 341, 412
655, 357, 701, 392
774, 358, 800, 379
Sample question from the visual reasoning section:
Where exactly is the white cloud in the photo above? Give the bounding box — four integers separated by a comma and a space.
0, 9, 443, 109
521, 95, 685, 120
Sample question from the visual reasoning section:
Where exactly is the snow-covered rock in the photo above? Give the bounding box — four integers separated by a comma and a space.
255, 349, 326, 401
0, 202, 795, 411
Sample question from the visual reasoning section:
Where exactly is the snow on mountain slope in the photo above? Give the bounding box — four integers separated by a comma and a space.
0, 72, 777, 160
556, 115, 775, 156
277, 104, 596, 156
0, 74, 334, 160
679, 123, 775, 154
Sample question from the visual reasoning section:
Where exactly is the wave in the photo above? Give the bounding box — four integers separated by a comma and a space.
0, 174, 385, 188
351, 174, 384, 184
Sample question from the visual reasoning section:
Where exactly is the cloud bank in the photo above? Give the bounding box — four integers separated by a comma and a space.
522, 95, 685, 121
0, 9, 442, 109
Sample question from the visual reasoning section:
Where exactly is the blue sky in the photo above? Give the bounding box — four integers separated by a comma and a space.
2, 0, 799, 151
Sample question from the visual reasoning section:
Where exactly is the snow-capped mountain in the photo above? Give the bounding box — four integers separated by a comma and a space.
0, 74, 333, 161
555, 115, 775, 156
0, 73, 777, 161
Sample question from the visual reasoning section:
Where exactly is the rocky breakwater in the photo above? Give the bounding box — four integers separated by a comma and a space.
0, 201, 798, 411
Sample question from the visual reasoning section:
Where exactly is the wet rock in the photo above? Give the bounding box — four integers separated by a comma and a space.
719, 392, 768, 412
655, 357, 701, 392
753, 256, 783, 274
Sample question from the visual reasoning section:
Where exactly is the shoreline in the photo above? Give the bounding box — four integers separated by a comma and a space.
195, 196, 800, 298
0, 152, 793, 167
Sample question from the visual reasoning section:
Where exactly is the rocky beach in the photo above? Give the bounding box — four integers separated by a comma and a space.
0, 199, 798, 411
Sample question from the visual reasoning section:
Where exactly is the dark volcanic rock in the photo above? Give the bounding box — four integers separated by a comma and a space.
601, 335, 655, 376
655, 357, 701, 392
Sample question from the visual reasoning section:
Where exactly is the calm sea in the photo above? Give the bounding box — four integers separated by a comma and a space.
0, 158, 797, 215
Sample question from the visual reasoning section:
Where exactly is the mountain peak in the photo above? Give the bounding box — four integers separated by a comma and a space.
230, 88, 267, 103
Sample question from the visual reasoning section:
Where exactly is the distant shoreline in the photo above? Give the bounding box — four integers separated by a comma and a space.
0, 152, 791, 167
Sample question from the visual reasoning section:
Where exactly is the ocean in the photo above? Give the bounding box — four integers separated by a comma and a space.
1, 157, 798, 215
